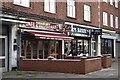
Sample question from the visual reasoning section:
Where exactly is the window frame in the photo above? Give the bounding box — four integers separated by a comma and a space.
13, 0, 30, 7
84, 4, 91, 22
115, 16, 118, 28
110, 14, 114, 27
115, 0, 118, 8
103, 12, 108, 26
110, 0, 113, 5
67, 0, 76, 18
103, 0, 108, 3
44, 0, 56, 14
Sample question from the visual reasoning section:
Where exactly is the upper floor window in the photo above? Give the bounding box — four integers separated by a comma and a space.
110, 14, 113, 27
110, 0, 113, 5
103, 12, 108, 26
103, 0, 108, 3
115, 16, 118, 28
115, 0, 118, 8
13, 0, 30, 7
44, 0, 56, 14
84, 5, 91, 22
67, 0, 76, 18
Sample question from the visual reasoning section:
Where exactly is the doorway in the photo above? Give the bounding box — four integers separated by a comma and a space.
0, 36, 8, 72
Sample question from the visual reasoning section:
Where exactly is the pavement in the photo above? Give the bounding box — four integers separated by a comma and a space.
1, 59, 119, 79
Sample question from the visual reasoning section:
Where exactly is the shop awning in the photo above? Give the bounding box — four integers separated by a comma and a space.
24, 30, 74, 40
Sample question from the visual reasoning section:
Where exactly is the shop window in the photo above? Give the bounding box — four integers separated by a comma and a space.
64, 39, 90, 56
64, 41, 72, 55
21, 36, 61, 59
101, 39, 114, 57
32, 40, 38, 59
26, 40, 32, 59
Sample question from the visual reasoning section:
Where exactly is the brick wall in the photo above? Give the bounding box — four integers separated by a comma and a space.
100, 2, 119, 31
2, 1, 99, 27
101, 54, 112, 68
19, 57, 102, 74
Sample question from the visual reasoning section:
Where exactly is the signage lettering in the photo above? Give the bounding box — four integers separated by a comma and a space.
72, 27, 90, 34
71, 26, 91, 37
19, 21, 63, 32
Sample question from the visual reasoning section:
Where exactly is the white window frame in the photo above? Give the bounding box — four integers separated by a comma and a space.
110, 14, 113, 27
13, 0, 30, 7
115, 0, 118, 8
115, 16, 118, 28
44, 0, 56, 14
110, 0, 113, 5
103, 0, 108, 3
103, 12, 108, 26
67, 0, 76, 18
84, 5, 91, 21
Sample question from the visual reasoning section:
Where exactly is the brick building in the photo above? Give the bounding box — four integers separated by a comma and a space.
116, 1, 120, 58
0, 0, 119, 72
100, 0, 119, 58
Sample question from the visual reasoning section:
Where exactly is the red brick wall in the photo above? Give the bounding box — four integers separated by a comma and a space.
85, 58, 102, 73
101, 54, 112, 68
100, 2, 119, 31
2, 1, 99, 27
19, 59, 84, 74
19, 57, 102, 74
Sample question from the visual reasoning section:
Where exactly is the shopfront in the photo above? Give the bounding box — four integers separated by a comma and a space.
64, 26, 91, 56
19, 21, 74, 59
101, 38, 114, 57
101, 30, 116, 58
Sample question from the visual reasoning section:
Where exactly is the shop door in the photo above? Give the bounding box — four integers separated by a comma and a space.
0, 36, 8, 72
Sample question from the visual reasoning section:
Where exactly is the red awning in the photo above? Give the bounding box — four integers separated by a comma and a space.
25, 31, 74, 40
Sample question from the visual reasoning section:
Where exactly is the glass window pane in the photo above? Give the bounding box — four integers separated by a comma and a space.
26, 40, 31, 59
77, 40, 83, 54
32, 40, 38, 59
0, 38, 5, 56
21, 0, 30, 7
108, 40, 113, 55
64, 41, 71, 55
101, 39, 105, 54
104, 39, 108, 54
0, 59, 5, 67
50, 0, 56, 13
44, 0, 50, 12
84, 40, 88, 54
38, 40, 43, 59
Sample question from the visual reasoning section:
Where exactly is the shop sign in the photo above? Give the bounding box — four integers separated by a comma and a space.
70, 26, 91, 37
63, 25, 71, 32
92, 29, 102, 35
19, 21, 63, 32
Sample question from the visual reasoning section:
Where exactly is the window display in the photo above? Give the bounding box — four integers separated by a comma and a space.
21, 38, 62, 59
101, 39, 114, 57
64, 39, 90, 56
